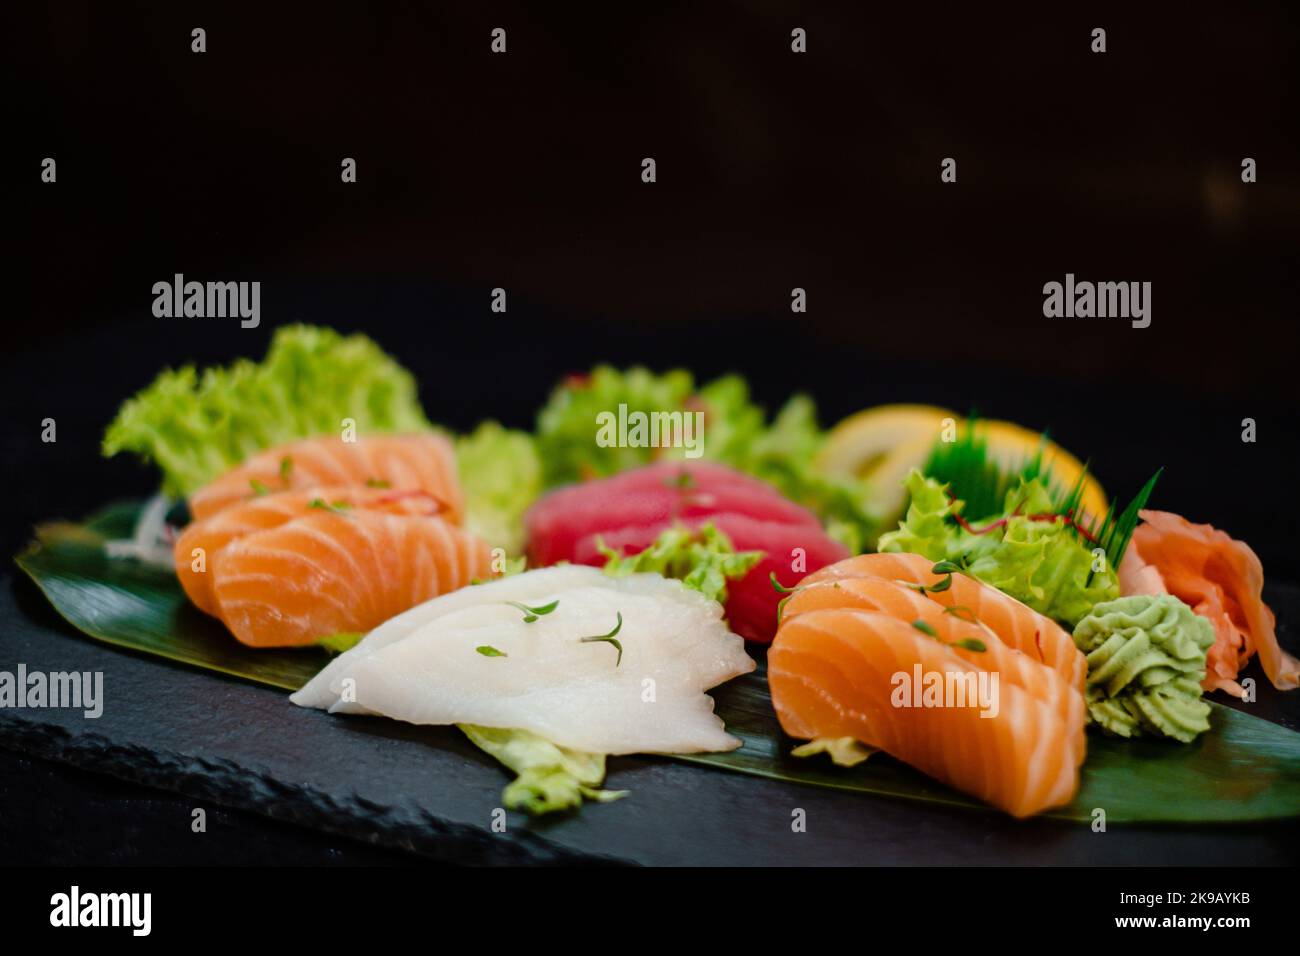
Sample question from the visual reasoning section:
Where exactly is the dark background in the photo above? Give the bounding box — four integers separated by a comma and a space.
4, 0, 1300, 868
8, 1, 1300, 567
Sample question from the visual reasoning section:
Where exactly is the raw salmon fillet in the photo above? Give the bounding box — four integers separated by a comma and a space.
769, 607, 1085, 818
188, 433, 463, 523
802, 551, 1086, 691
174, 485, 445, 616
779, 577, 1086, 756
210, 509, 492, 647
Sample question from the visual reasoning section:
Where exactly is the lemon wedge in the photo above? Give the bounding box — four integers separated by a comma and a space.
817, 406, 1107, 533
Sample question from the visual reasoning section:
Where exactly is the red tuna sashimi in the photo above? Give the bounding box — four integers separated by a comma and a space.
526, 462, 849, 642
526, 461, 822, 568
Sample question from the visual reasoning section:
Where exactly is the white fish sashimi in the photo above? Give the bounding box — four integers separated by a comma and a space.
291, 566, 756, 755
291, 565, 599, 711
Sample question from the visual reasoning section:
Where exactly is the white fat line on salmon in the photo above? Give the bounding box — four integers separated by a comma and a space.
152, 273, 260, 328
890, 665, 999, 718
0, 665, 102, 718
49, 886, 151, 936
1042, 274, 1151, 328
595, 403, 705, 458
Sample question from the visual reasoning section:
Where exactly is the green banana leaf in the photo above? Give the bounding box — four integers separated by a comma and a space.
15, 501, 1300, 824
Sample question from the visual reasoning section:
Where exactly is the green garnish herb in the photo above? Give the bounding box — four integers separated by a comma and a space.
279, 456, 294, 484
580, 612, 624, 666
309, 498, 353, 513
249, 479, 271, 496
770, 573, 806, 626
907, 561, 959, 595
477, 645, 507, 658
769, 571, 800, 594
911, 618, 986, 653
505, 599, 559, 623
365, 477, 391, 489
943, 604, 978, 623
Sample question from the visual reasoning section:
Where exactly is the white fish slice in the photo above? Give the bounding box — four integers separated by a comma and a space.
291, 565, 601, 711
291, 566, 755, 755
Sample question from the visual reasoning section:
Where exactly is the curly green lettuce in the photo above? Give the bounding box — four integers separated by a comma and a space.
455, 422, 541, 555
879, 469, 1119, 627
458, 725, 627, 815
535, 366, 695, 485
103, 325, 432, 497
599, 523, 762, 605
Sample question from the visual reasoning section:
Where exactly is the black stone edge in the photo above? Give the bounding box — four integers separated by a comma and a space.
0, 713, 632, 867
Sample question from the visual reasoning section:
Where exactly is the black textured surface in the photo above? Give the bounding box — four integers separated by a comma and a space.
0, 748, 425, 866
3, 572, 1298, 866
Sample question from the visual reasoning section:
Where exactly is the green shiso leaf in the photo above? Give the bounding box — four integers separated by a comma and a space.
16, 500, 1300, 824
102, 325, 432, 497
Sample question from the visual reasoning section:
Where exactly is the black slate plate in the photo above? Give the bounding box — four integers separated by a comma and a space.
3, 572, 1299, 865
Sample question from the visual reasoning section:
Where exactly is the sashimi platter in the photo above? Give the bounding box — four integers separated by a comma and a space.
17, 326, 1300, 823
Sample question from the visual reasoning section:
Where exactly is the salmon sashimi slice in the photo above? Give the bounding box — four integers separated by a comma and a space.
769, 607, 1084, 818
174, 485, 446, 616
210, 510, 493, 647
802, 551, 1087, 691
187, 433, 463, 523
779, 577, 1087, 760
1120, 510, 1299, 696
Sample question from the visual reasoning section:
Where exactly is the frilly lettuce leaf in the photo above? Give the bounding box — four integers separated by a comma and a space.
455, 422, 541, 556
599, 522, 762, 605
103, 325, 431, 497
880, 469, 1120, 627
967, 514, 1119, 627
458, 724, 627, 815
535, 366, 695, 485
691, 373, 768, 465
874, 469, 957, 558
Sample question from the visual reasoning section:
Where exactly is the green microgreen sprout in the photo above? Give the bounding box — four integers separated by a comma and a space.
580, 612, 624, 666
505, 599, 559, 623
